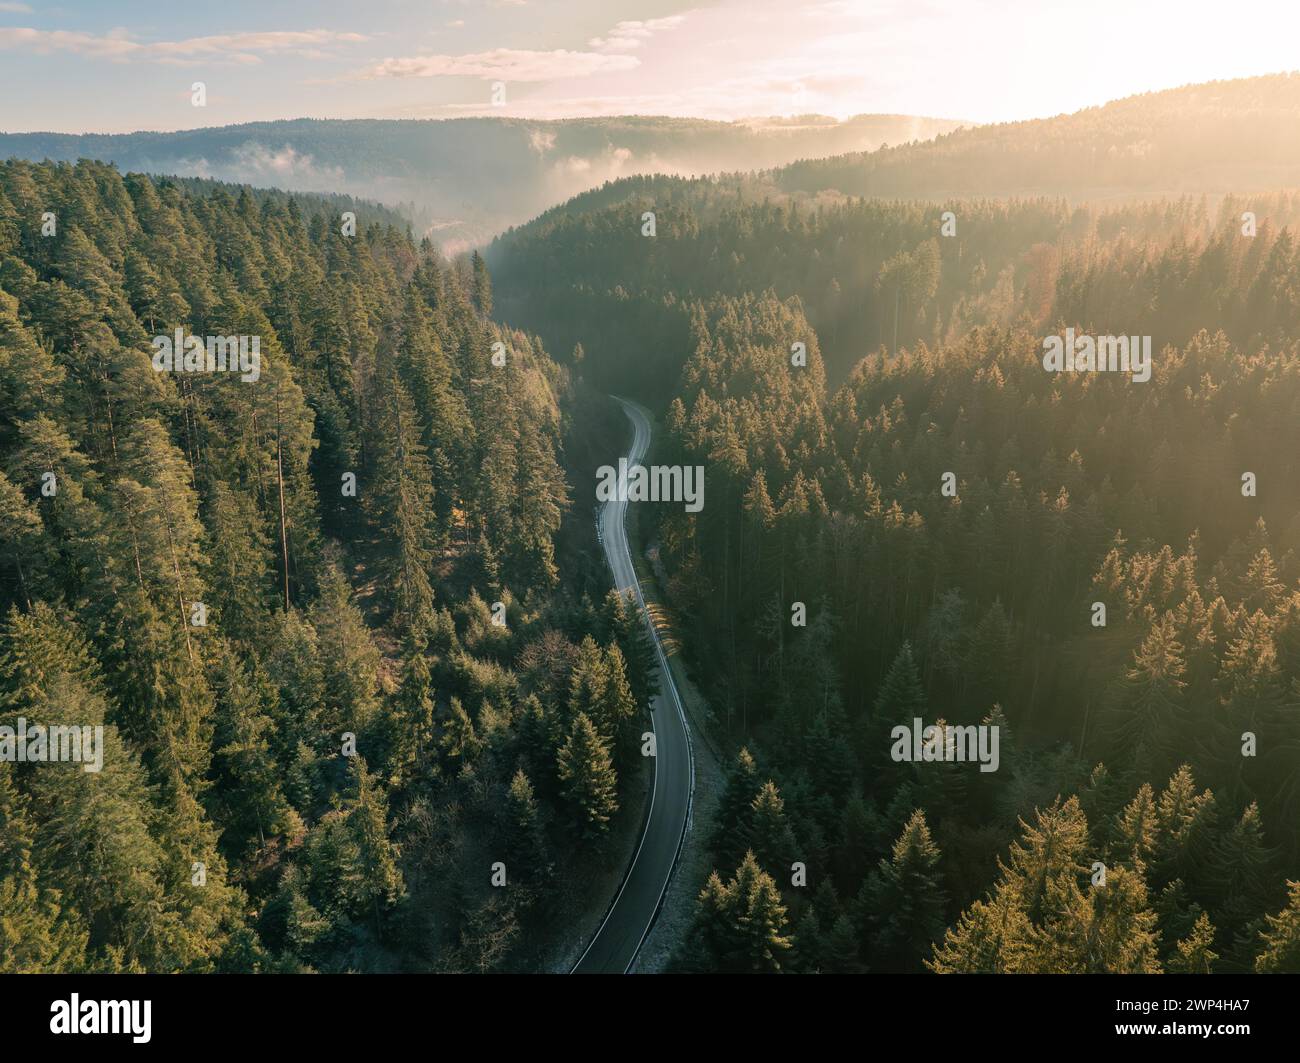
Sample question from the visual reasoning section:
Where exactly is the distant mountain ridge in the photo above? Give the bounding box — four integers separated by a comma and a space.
494, 73, 1300, 247
0, 113, 968, 251
487, 72, 1300, 395
772, 72, 1300, 201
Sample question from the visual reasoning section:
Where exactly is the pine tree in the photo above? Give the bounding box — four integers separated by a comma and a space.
836, 791, 876, 890
864, 641, 926, 783
471, 250, 493, 317
962, 601, 1015, 712
820, 912, 864, 973
1028, 864, 1162, 973
861, 809, 947, 971
504, 768, 553, 893
601, 588, 659, 707
0, 764, 86, 972
204, 481, 275, 645
396, 648, 435, 774
1254, 879, 1300, 973
0, 872, 88, 972
0, 470, 44, 607
566, 635, 608, 735
1112, 783, 1158, 871
929, 891, 1034, 974
346, 757, 404, 934
1170, 910, 1218, 973
309, 562, 382, 735
731, 851, 793, 972
258, 864, 329, 966
930, 797, 1090, 972
1105, 614, 1187, 776
556, 712, 619, 838
742, 779, 799, 878
369, 373, 437, 637
1153, 764, 1217, 886
1204, 802, 1275, 932
712, 746, 762, 870
439, 696, 483, 767
675, 870, 734, 972
209, 647, 299, 857
596, 643, 639, 759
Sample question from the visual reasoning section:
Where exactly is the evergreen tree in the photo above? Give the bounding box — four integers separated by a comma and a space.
346, 757, 404, 934
1254, 880, 1300, 973
861, 809, 947, 972
556, 712, 618, 838
743, 779, 799, 878
864, 641, 926, 785
504, 768, 553, 895
369, 373, 437, 637
1170, 910, 1219, 973
712, 746, 762, 870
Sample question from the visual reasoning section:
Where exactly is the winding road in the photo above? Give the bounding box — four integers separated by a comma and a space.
571, 397, 695, 974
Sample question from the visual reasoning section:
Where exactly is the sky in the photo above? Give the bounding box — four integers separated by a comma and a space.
1, 0, 1299, 133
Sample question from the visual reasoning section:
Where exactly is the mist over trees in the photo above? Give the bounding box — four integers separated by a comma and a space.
0, 114, 967, 253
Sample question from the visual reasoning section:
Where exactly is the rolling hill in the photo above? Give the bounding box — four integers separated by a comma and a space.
0, 113, 967, 251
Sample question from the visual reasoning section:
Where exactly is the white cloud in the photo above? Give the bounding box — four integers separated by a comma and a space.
527, 128, 556, 153
0, 3, 33, 13
0, 26, 368, 63
361, 13, 683, 86
413, 0, 958, 122
361, 47, 639, 82
231, 142, 345, 182
161, 142, 346, 188
589, 15, 687, 52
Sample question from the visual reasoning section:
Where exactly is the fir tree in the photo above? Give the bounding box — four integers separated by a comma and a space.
556, 712, 619, 838
861, 809, 947, 972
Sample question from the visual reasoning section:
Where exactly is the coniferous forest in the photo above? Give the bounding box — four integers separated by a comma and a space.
490, 121, 1300, 978
4, 7, 1300, 1023
0, 160, 659, 973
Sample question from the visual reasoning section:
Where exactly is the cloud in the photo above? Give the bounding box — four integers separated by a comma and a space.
545, 144, 646, 198
0, 3, 33, 13
427, 69, 884, 122
361, 13, 683, 85
589, 15, 687, 52
360, 48, 639, 82
527, 128, 556, 154
381, 2, 916, 121
157, 142, 346, 189
0, 27, 368, 64
229, 142, 345, 183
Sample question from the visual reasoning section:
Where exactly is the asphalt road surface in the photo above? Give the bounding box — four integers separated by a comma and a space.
571, 397, 695, 974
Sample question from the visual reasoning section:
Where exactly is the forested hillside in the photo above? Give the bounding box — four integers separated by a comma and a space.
0, 159, 657, 972
491, 175, 1300, 389
773, 73, 1300, 201
0, 114, 967, 251
491, 172, 1300, 971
